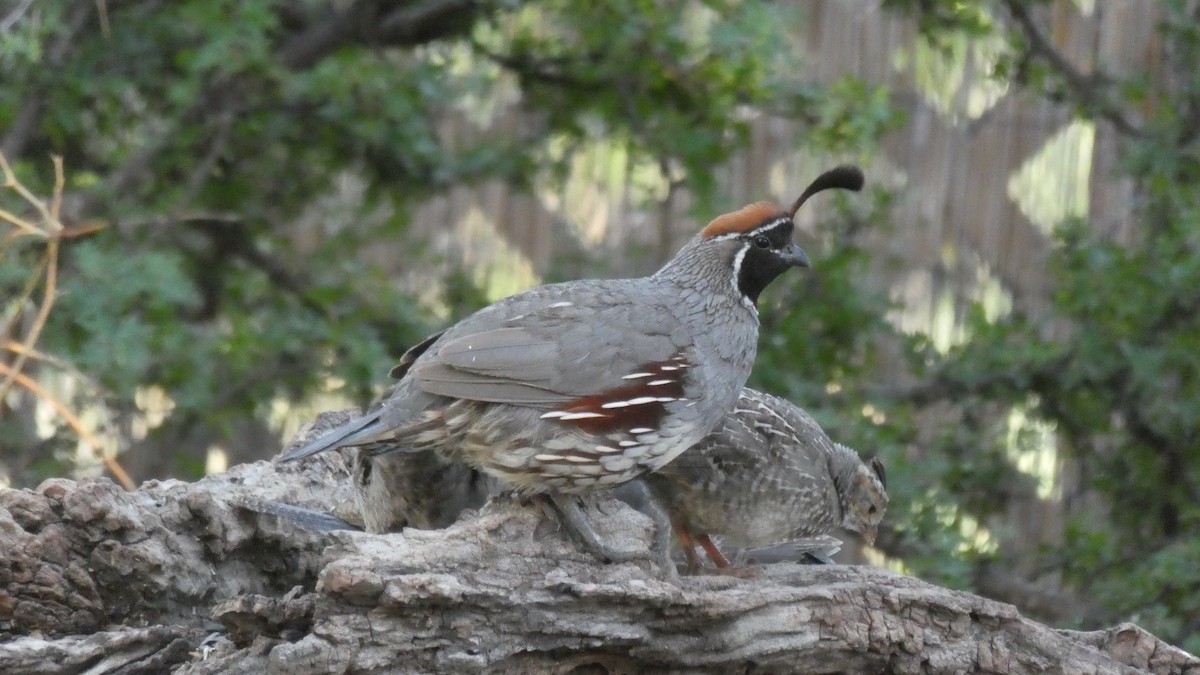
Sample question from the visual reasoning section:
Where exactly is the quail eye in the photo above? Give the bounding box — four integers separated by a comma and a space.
753, 235, 771, 250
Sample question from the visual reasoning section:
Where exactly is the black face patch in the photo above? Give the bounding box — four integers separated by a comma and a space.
734, 219, 801, 304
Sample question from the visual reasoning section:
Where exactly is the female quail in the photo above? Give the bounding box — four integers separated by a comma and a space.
278, 167, 864, 561
642, 387, 888, 572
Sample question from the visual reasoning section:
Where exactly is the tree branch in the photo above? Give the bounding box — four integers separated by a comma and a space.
470, 41, 605, 90
999, 0, 1143, 137
1, 460, 1195, 674
279, 0, 487, 70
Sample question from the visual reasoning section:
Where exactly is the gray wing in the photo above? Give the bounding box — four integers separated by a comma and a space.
233, 498, 360, 532
412, 296, 684, 408
388, 329, 445, 379
414, 327, 567, 406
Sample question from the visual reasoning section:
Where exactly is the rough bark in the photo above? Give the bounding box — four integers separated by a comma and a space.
0, 460, 1196, 675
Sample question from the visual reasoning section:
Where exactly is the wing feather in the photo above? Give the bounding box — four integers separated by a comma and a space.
434, 328, 559, 381
397, 285, 685, 408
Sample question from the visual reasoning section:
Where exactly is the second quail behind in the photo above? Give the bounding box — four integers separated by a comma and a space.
642, 387, 888, 572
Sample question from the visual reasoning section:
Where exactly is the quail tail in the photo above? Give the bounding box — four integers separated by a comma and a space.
742, 535, 843, 565
276, 412, 387, 462
234, 497, 360, 532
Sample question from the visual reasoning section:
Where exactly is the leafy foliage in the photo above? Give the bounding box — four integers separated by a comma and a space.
860, 0, 1200, 652
1, 0, 872, 483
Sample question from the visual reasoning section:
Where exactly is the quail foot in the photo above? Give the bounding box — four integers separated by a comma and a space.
277, 166, 864, 563
641, 387, 889, 574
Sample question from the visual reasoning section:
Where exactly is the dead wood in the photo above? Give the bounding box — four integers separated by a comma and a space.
0, 459, 1196, 674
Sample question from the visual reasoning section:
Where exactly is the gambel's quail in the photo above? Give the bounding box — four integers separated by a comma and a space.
277, 166, 864, 561
641, 387, 888, 572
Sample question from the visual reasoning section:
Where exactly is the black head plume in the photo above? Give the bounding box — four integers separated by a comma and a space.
869, 456, 887, 489
788, 165, 865, 218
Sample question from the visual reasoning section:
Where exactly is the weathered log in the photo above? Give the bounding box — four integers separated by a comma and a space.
0, 459, 1196, 674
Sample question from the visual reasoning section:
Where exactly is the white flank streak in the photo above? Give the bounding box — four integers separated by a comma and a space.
540, 411, 568, 419
563, 455, 592, 463
414, 430, 443, 444
647, 379, 673, 386
629, 427, 653, 434
660, 365, 678, 371
626, 396, 659, 406
622, 372, 653, 380
534, 454, 564, 462
547, 301, 574, 309
601, 400, 631, 409
618, 440, 640, 447
559, 411, 606, 421
594, 445, 621, 454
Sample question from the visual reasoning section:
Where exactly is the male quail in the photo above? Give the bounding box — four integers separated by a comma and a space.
641, 387, 888, 572
278, 166, 864, 561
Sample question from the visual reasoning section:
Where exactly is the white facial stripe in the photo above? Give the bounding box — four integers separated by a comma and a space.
705, 217, 793, 241
730, 245, 749, 299
742, 217, 794, 238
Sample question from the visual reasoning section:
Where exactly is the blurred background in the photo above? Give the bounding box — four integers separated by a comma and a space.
2, 0, 1198, 652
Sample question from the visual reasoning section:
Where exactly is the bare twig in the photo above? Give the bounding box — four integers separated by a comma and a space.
0, 204, 41, 236
1, 340, 74, 372
0, 153, 134, 490
0, 151, 62, 229
0, 361, 135, 490
0, 252, 48, 339
0, 154, 63, 403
